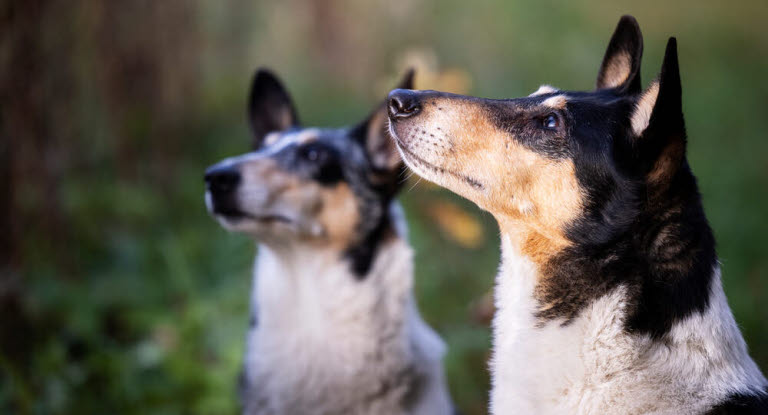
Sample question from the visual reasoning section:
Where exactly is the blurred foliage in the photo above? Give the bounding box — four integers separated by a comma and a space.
1, 0, 767, 414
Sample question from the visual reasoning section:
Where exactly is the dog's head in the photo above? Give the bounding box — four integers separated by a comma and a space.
388, 16, 686, 261
206, 69, 412, 272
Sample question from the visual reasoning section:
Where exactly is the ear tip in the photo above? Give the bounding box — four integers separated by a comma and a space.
616, 15, 641, 36
663, 38, 679, 65
253, 67, 281, 86
618, 15, 640, 27
610, 15, 643, 59
666, 37, 678, 50
400, 67, 416, 89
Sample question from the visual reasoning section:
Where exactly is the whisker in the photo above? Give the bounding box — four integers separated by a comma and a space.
399, 168, 417, 184
407, 176, 423, 193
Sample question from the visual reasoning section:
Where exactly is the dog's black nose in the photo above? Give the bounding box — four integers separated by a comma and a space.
388, 89, 421, 120
204, 166, 241, 193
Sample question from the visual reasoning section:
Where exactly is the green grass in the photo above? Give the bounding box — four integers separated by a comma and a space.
3, 1, 767, 414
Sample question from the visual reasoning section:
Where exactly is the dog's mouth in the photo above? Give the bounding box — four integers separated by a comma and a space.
215, 209, 293, 225
390, 127, 484, 190
206, 193, 294, 225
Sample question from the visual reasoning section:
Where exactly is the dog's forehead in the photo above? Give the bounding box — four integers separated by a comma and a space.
263, 127, 322, 148
520, 88, 629, 112
494, 92, 570, 110
263, 127, 354, 151
258, 126, 370, 169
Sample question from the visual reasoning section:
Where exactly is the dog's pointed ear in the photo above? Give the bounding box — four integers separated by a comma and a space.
596, 15, 643, 94
248, 68, 299, 149
631, 38, 686, 184
350, 69, 414, 193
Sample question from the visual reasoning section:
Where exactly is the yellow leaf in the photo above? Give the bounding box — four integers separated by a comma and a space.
427, 201, 484, 248
376, 48, 473, 95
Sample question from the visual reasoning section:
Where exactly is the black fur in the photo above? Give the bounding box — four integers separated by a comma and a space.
389, 30, 717, 339
534, 38, 717, 338
707, 389, 768, 414
596, 15, 643, 94
342, 70, 414, 278
248, 131, 399, 278
475, 34, 718, 339
249, 311, 258, 328
268, 137, 346, 187
248, 69, 299, 149
243, 68, 413, 278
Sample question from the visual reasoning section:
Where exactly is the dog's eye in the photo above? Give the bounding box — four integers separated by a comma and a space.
542, 114, 559, 129
300, 144, 328, 163
306, 149, 320, 161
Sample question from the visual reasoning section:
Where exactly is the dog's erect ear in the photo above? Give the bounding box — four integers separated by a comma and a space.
248, 68, 299, 149
631, 38, 686, 184
350, 69, 414, 193
596, 15, 643, 94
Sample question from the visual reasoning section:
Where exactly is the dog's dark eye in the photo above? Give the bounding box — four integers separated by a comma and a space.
298, 143, 344, 185
542, 114, 559, 129
300, 144, 328, 163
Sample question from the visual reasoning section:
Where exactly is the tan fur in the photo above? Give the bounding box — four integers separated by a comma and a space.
541, 95, 567, 109
238, 156, 360, 245
600, 50, 632, 89
529, 85, 559, 97
631, 81, 659, 135
648, 139, 684, 190
392, 96, 582, 269
315, 183, 361, 248
366, 108, 401, 171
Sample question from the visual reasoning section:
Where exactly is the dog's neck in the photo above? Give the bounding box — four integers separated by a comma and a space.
243, 223, 450, 414
252, 235, 414, 337
490, 232, 767, 414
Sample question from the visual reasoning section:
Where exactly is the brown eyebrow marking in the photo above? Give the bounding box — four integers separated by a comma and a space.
541, 95, 567, 109
529, 84, 560, 97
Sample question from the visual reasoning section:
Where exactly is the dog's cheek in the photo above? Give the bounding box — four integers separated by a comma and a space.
316, 183, 359, 246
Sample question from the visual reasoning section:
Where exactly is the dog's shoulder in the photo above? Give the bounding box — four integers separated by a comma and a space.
707, 389, 768, 415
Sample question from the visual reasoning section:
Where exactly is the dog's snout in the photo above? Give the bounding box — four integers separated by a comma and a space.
205, 166, 241, 194
388, 89, 421, 120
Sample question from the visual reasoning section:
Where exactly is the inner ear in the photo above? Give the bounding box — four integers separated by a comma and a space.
351, 69, 415, 175
631, 38, 686, 186
631, 81, 659, 136
360, 108, 401, 173
248, 68, 299, 149
632, 38, 683, 138
596, 15, 643, 94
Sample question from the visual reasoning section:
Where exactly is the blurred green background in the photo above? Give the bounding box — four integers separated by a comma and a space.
1, 1, 767, 414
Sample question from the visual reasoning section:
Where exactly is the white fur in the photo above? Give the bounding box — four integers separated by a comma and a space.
529, 85, 560, 97
490, 235, 767, 415
541, 95, 567, 109
631, 81, 659, 135
241, 232, 453, 415
218, 128, 322, 168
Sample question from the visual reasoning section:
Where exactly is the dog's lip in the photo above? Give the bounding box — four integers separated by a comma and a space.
215, 209, 293, 224
391, 132, 485, 190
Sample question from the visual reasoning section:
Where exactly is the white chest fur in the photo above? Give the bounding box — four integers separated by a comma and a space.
490, 235, 767, 415
242, 238, 452, 415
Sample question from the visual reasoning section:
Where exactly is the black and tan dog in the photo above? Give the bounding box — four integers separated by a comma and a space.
205, 69, 454, 414
388, 16, 767, 414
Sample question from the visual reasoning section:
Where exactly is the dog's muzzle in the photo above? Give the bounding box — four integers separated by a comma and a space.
204, 165, 243, 217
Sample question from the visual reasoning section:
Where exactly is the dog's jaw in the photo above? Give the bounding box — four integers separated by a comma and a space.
389, 119, 485, 206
